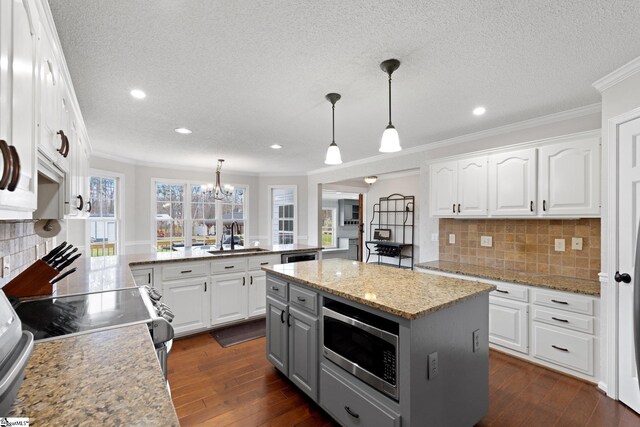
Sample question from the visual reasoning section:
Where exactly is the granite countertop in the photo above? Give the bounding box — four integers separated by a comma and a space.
8, 324, 179, 426
415, 260, 600, 296
263, 259, 495, 320
52, 244, 321, 296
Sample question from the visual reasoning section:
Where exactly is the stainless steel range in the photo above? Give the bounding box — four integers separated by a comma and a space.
12, 286, 175, 381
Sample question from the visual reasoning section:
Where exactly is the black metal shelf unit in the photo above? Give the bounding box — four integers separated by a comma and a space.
365, 193, 415, 269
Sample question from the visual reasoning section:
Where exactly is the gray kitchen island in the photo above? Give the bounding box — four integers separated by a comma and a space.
263, 258, 495, 427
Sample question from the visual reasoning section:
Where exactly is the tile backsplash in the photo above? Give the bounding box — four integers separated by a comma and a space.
439, 218, 601, 280
0, 221, 54, 288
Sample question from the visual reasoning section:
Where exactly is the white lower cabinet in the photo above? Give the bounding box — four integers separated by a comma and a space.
211, 272, 248, 326
248, 270, 267, 317
532, 323, 594, 375
162, 276, 209, 336
489, 297, 528, 354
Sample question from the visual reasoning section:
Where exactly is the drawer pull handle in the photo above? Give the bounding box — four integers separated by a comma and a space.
551, 299, 568, 305
243, 277, 246, 286
297, 296, 306, 302
551, 316, 568, 323
225, 266, 234, 269
271, 286, 279, 291
552, 345, 569, 352
530, 201, 534, 212
344, 406, 360, 419
180, 270, 192, 274
495, 289, 509, 294
260, 262, 269, 265
204, 282, 207, 292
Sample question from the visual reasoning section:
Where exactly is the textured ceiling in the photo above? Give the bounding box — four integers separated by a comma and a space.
49, 0, 640, 173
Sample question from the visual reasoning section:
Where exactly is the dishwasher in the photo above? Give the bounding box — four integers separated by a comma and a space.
281, 251, 318, 263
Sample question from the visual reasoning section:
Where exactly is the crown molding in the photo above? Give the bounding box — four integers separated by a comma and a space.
593, 56, 640, 93
307, 103, 601, 175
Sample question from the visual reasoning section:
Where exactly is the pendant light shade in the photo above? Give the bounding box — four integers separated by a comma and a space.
379, 59, 402, 153
324, 93, 343, 165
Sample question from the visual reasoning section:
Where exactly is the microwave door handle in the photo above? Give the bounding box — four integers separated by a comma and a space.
322, 306, 398, 346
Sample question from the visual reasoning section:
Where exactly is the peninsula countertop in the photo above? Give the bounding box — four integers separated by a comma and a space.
263, 258, 495, 320
415, 260, 600, 296
52, 244, 321, 296
8, 324, 179, 426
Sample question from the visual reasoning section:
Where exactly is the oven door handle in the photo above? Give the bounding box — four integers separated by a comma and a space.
322, 306, 398, 346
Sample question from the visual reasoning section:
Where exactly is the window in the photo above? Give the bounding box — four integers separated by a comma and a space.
153, 181, 248, 252
89, 175, 119, 257
322, 208, 337, 248
271, 187, 296, 245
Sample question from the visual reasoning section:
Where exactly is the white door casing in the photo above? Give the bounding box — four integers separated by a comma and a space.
617, 115, 640, 413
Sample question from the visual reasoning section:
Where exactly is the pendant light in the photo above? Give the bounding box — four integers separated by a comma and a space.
202, 159, 232, 200
324, 93, 343, 165
379, 59, 402, 153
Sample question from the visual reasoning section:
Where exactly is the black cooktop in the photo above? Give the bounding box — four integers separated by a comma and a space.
13, 288, 151, 341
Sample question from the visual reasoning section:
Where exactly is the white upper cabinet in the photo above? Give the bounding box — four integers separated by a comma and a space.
429, 157, 488, 217
428, 131, 600, 219
488, 148, 538, 216
0, 0, 38, 217
429, 160, 458, 216
458, 156, 488, 216
538, 137, 600, 217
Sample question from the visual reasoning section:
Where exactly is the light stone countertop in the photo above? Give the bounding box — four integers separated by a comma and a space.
8, 324, 179, 426
263, 259, 495, 320
415, 260, 600, 296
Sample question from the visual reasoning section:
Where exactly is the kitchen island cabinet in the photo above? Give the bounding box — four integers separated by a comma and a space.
264, 259, 495, 427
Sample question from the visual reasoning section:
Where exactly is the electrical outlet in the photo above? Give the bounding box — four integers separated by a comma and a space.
473, 329, 480, 352
428, 352, 439, 379
1, 256, 10, 279
480, 236, 492, 247
448, 234, 455, 244
431, 233, 439, 242
555, 238, 566, 252
571, 237, 583, 250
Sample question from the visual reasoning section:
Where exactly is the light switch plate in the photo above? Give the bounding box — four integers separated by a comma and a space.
473, 329, 480, 352
555, 238, 566, 252
449, 234, 455, 244
428, 352, 439, 379
431, 233, 439, 242
571, 237, 583, 250
480, 236, 492, 247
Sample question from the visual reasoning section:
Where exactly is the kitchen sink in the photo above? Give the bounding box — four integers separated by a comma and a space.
207, 248, 269, 255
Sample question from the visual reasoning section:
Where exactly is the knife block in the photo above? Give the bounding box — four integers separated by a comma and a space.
2, 260, 57, 298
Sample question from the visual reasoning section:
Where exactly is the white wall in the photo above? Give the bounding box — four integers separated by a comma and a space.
306, 111, 601, 263
364, 173, 421, 267
87, 157, 309, 253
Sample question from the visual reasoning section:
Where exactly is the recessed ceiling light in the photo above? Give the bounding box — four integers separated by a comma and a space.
174, 127, 192, 134
130, 89, 146, 99
270, 144, 283, 149
473, 106, 486, 116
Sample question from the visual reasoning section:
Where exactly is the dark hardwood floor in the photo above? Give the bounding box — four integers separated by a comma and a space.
168, 333, 640, 426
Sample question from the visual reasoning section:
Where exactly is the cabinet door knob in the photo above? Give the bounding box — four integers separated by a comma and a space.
615, 271, 632, 284
7, 145, 20, 192
0, 140, 11, 190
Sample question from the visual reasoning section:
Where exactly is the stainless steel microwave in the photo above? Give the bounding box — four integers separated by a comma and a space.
322, 299, 399, 400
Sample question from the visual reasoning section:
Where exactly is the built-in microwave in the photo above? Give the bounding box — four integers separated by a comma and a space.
322, 299, 399, 400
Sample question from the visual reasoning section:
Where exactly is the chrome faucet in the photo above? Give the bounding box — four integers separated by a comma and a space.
230, 221, 239, 250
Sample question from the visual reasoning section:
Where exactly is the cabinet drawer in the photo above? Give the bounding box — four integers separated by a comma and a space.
490, 282, 528, 302
248, 254, 281, 270
532, 324, 594, 375
267, 276, 288, 300
531, 289, 594, 316
532, 307, 594, 335
320, 364, 400, 427
211, 258, 247, 274
289, 284, 318, 315
162, 262, 207, 280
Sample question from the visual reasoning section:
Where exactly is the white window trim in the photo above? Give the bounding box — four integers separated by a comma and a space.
87, 169, 124, 256
268, 185, 298, 245
321, 206, 338, 248
150, 178, 250, 251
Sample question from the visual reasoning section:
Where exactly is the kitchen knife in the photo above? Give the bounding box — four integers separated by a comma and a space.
50, 267, 77, 285
51, 247, 78, 269
50, 245, 75, 266
42, 241, 68, 262
56, 253, 81, 271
